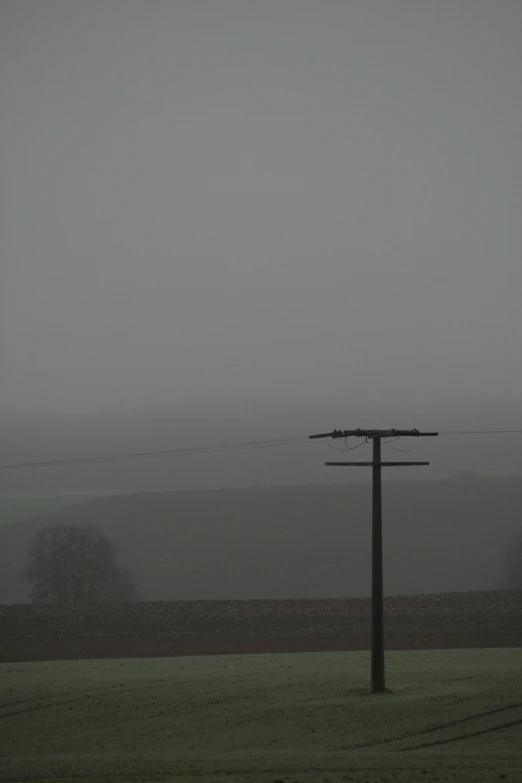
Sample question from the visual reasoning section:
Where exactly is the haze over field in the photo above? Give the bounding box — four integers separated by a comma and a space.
1, 3, 521, 490
2, 479, 521, 603
2, 9, 522, 783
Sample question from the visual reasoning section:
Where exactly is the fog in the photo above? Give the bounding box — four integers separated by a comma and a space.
1, 1, 521, 488
0, 397, 521, 495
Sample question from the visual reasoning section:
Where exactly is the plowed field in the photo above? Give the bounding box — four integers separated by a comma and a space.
1, 589, 520, 663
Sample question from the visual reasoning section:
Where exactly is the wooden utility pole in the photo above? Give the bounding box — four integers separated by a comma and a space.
309, 428, 438, 693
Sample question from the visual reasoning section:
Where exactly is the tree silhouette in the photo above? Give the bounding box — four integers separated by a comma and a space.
25, 522, 137, 603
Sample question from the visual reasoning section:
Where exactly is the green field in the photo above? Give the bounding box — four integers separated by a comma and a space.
0, 496, 99, 527
1, 650, 521, 783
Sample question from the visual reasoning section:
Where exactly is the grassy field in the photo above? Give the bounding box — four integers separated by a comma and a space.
1, 650, 521, 783
0, 496, 100, 527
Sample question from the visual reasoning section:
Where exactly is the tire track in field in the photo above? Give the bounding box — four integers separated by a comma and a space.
0, 682, 158, 720
400, 716, 522, 750
0, 682, 111, 711
1, 681, 249, 724
351, 702, 522, 750
113, 689, 268, 727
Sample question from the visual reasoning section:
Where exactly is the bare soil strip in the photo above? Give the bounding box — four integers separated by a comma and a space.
1, 589, 520, 663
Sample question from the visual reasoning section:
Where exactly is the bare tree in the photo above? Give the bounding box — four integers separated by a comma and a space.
24, 522, 138, 604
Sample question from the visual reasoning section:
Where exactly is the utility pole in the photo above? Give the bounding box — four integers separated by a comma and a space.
309, 428, 438, 693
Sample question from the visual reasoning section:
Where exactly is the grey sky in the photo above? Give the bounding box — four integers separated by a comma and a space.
1, 0, 521, 414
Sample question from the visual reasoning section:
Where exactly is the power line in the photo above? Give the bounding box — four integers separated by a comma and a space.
324, 437, 368, 452
0, 435, 311, 472
0, 427, 520, 472
382, 437, 411, 453
441, 429, 522, 435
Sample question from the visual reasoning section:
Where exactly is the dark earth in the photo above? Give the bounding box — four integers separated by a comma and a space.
1, 589, 520, 663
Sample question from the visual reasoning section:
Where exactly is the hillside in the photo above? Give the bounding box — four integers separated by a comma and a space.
1, 477, 520, 603
0, 494, 106, 526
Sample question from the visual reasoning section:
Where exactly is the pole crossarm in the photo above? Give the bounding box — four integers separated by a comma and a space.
309, 429, 438, 440
325, 461, 430, 467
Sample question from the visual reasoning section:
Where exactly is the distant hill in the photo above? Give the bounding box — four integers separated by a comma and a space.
0, 494, 106, 527
1, 478, 520, 603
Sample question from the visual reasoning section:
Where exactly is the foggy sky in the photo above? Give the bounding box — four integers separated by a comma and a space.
1, 1, 522, 415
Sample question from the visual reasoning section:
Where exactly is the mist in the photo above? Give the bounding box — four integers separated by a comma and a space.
0, 396, 521, 495
1, 1, 522, 484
